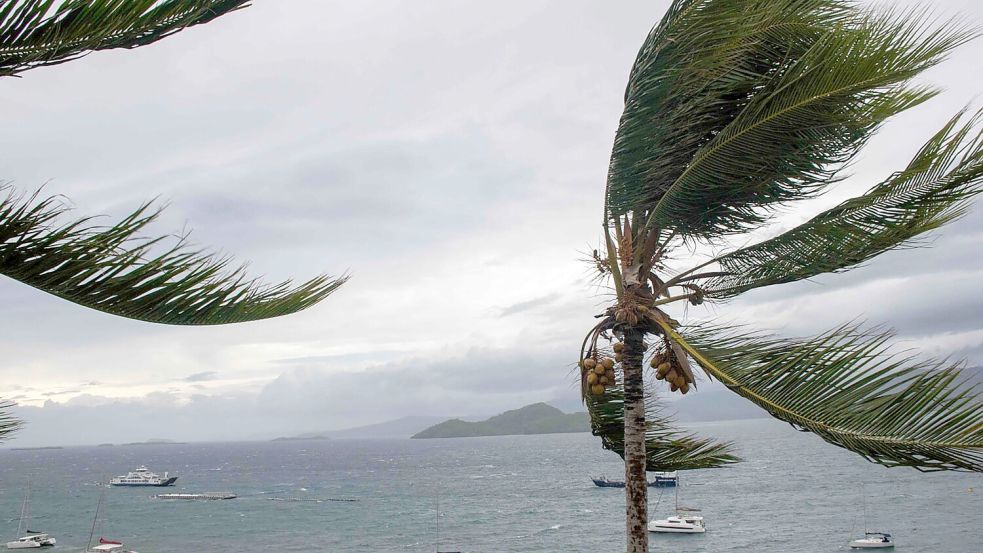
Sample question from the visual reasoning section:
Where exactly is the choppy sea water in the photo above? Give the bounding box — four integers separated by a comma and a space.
0, 418, 980, 552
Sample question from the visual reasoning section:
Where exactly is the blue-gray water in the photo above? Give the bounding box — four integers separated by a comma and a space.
1, 418, 980, 552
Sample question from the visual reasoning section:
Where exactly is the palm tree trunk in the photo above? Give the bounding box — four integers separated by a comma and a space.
622, 326, 648, 553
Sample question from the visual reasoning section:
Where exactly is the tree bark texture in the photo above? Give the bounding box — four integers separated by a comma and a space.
623, 326, 648, 553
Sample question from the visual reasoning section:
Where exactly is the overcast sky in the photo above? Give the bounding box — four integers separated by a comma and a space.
2, 0, 982, 447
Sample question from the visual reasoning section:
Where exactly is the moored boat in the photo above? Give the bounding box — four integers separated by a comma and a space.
6, 480, 56, 549
591, 474, 677, 488
647, 509, 706, 534
849, 532, 894, 549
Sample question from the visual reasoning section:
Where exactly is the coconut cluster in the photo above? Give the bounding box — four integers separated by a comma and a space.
581, 348, 618, 396
651, 351, 692, 394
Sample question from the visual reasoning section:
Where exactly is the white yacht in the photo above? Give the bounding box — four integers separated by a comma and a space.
648, 472, 706, 534
648, 508, 706, 534
109, 466, 177, 487
850, 532, 894, 548
6, 534, 55, 550
6, 481, 56, 549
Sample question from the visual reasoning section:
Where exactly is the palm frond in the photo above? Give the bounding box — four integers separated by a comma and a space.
0, 186, 345, 325
702, 109, 983, 299
606, 0, 975, 239
0, 0, 249, 78
653, 319, 983, 472
0, 400, 20, 442
586, 384, 739, 471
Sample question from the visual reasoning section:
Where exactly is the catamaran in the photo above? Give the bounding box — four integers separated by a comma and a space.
648, 472, 705, 534
5, 480, 56, 549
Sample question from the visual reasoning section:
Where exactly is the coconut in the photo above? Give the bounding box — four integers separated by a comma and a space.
674, 375, 686, 388
591, 384, 606, 396
613, 342, 625, 353
605, 369, 616, 380
593, 365, 606, 376
583, 358, 597, 370
601, 358, 615, 370
587, 373, 598, 385
666, 369, 678, 383
650, 354, 665, 368
614, 353, 624, 363
680, 382, 690, 394
669, 382, 678, 392
599, 376, 609, 385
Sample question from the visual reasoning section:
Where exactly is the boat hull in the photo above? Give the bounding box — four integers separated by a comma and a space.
648, 524, 705, 534
850, 540, 894, 549
110, 476, 177, 487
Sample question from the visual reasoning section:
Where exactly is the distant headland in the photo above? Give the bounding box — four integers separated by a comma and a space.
411, 403, 589, 439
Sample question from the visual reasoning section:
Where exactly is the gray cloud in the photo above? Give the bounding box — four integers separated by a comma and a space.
499, 293, 561, 317
183, 371, 219, 383
2, 0, 983, 446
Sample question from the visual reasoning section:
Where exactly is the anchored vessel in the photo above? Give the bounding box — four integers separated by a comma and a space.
850, 532, 894, 549
648, 473, 706, 534
591, 471, 677, 488
6, 480, 56, 549
109, 467, 177, 487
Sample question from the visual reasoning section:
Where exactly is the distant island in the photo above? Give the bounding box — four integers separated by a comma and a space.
412, 403, 589, 439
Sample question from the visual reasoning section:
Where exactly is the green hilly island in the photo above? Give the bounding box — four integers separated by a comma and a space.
411, 403, 589, 439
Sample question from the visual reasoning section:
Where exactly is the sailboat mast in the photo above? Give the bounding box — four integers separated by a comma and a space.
15, 481, 29, 537
862, 483, 868, 535
86, 485, 106, 552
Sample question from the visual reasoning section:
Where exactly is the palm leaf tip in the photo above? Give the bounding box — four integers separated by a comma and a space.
702, 108, 983, 299
660, 320, 983, 472
605, 0, 977, 239
0, 400, 21, 442
0, 0, 252, 78
585, 384, 739, 471
0, 186, 345, 325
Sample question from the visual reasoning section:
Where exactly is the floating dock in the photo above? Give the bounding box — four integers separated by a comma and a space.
154, 492, 236, 500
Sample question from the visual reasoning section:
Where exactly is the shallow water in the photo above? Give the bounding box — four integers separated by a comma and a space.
0, 418, 980, 552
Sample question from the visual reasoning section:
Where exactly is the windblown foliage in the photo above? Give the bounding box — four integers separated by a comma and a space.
0, 400, 19, 440
0, 0, 250, 77
657, 319, 983, 472
586, 385, 739, 471
606, 0, 973, 239
0, 187, 345, 325
704, 110, 983, 299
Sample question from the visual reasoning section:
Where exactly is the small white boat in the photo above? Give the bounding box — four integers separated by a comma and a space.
648, 509, 706, 533
648, 472, 705, 534
849, 484, 893, 548
850, 532, 894, 549
6, 534, 55, 549
6, 481, 56, 549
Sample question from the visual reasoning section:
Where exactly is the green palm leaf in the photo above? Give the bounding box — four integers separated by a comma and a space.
702, 109, 983, 299
0, 0, 250, 77
0, 187, 345, 325
653, 319, 983, 472
586, 385, 739, 471
607, 0, 974, 239
0, 400, 19, 441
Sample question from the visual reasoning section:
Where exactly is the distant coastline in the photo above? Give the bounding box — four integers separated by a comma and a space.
412, 403, 588, 439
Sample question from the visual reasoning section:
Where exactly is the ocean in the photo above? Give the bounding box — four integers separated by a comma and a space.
0, 418, 979, 552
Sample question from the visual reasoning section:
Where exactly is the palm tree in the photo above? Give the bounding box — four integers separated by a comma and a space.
0, 1, 345, 440
578, 2, 983, 551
